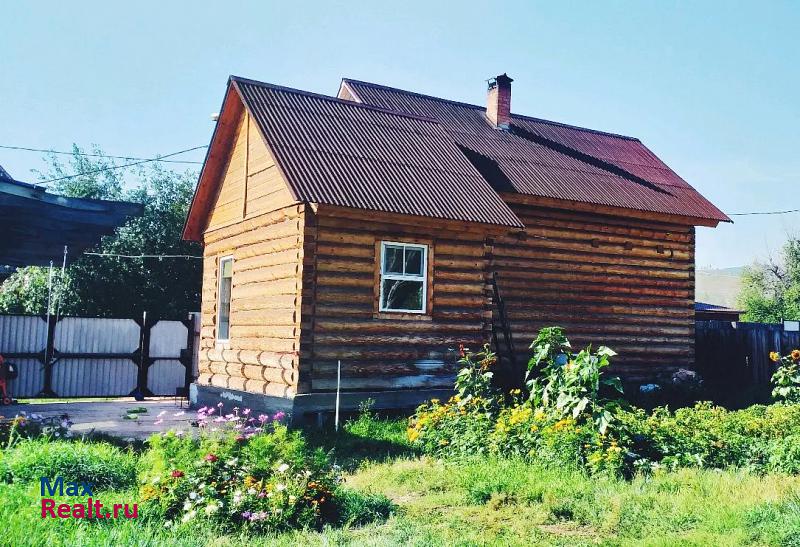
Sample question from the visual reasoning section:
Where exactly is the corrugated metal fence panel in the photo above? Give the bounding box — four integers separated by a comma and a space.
147, 359, 185, 395
54, 318, 139, 354
52, 358, 138, 397
149, 321, 187, 358
10, 358, 44, 397
0, 315, 47, 353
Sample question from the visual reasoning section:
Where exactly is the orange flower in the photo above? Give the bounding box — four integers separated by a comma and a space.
792, 349, 800, 362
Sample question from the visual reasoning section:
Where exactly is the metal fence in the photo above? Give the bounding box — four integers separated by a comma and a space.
0, 313, 198, 398
695, 320, 800, 406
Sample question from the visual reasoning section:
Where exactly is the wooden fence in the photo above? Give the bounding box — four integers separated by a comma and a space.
695, 320, 800, 406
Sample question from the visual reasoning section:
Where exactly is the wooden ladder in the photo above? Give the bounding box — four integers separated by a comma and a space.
490, 272, 517, 374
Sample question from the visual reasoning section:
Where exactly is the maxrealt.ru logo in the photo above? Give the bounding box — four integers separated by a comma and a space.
40, 477, 138, 519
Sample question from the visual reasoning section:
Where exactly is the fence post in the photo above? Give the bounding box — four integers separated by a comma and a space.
180, 313, 197, 394
132, 311, 154, 400
38, 314, 58, 397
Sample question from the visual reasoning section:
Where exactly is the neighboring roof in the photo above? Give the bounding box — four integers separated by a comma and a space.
695, 302, 743, 313
340, 79, 730, 225
0, 168, 143, 267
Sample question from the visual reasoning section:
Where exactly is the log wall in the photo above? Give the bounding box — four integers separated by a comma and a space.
493, 196, 696, 382
197, 108, 303, 398
302, 206, 499, 392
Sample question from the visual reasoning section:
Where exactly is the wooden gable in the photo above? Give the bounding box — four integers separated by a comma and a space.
184, 84, 299, 241
206, 109, 298, 233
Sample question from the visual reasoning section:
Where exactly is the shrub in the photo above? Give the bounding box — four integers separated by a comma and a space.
2, 439, 137, 489
140, 405, 391, 533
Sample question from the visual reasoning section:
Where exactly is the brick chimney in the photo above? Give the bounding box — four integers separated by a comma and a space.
486, 73, 513, 129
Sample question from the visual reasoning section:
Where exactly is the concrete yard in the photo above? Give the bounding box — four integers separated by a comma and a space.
1, 398, 195, 440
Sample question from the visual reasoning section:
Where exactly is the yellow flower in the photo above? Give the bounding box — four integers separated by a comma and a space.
770, 351, 781, 362
407, 428, 419, 442
430, 398, 440, 405
438, 439, 449, 446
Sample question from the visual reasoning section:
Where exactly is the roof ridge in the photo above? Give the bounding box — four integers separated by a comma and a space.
342, 78, 638, 141
230, 76, 439, 124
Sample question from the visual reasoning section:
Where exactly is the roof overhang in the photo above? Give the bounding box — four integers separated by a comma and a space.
0, 176, 143, 267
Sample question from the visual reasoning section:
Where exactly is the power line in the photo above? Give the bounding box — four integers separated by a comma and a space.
0, 144, 204, 165
35, 145, 208, 186
729, 209, 800, 216
84, 253, 202, 259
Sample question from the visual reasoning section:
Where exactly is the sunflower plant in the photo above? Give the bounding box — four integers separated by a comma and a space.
527, 327, 623, 434
771, 349, 800, 403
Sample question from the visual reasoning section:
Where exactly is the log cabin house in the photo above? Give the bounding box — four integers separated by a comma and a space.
183, 73, 729, 417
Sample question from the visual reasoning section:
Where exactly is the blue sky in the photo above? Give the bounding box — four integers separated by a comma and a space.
2, 1, 798, 268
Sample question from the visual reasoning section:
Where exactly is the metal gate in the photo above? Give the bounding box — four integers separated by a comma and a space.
0, 313, 198, 398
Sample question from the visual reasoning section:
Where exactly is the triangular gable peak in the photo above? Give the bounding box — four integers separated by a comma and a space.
183, 82, 299, 241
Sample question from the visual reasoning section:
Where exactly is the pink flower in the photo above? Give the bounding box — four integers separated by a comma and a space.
272, 411, 285, 422
217, 402, 224, 408
242, 408, 251, 416
198, 406, 208, 413
206, 408, 216, 415
204, 454, 218, 463
258, 414, 269, 423
171, 470, 185, 478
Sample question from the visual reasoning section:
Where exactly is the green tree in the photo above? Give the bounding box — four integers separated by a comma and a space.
0, 145, 201, 317
737, 236, 800, 322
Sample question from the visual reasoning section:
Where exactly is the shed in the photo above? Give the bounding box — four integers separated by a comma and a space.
695, 302, 743, 322
183, 74, 729, 417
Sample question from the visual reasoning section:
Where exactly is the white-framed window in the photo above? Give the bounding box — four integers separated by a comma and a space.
379, 241, 428, 313
216, 256, 234, 341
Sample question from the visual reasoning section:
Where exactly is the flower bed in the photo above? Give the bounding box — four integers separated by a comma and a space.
139, 404, 391, 532
409, 328, 800, 477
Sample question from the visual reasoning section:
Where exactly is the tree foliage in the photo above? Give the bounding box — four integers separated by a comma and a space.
738, 236, 800, 322
0, 145, 201, 318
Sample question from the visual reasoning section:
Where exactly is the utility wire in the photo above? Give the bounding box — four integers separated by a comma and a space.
728, 209, 800, 216
84, 253, 202, 259
0, 144, 204, 165
34, 145, 208, 186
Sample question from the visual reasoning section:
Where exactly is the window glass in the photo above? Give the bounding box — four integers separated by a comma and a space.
379, 242, 427, 313
381, 279, 424, 311
404, 248, 423, 276
383, 245, 404, 274
217, 257, 233, 340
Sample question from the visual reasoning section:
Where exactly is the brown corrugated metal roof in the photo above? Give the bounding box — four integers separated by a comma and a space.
231, 77, 523, 228
341, 79, 730, 224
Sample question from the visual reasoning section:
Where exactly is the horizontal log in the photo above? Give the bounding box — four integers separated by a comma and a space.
232, 262, 301, 286
205, 361, 297, 385
201, 348, 297, 369
198, 373, 296, 398
312, 373, 455, 391
230, 308, 297, 326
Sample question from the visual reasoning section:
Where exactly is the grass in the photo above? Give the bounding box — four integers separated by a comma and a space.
3, 416, 800, 546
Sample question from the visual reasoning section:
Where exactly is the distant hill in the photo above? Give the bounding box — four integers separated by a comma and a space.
696, 266, 745, 309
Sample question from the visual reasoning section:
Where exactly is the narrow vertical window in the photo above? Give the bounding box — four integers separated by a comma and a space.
379, 242, 428, 313
217, 256, 233, 341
